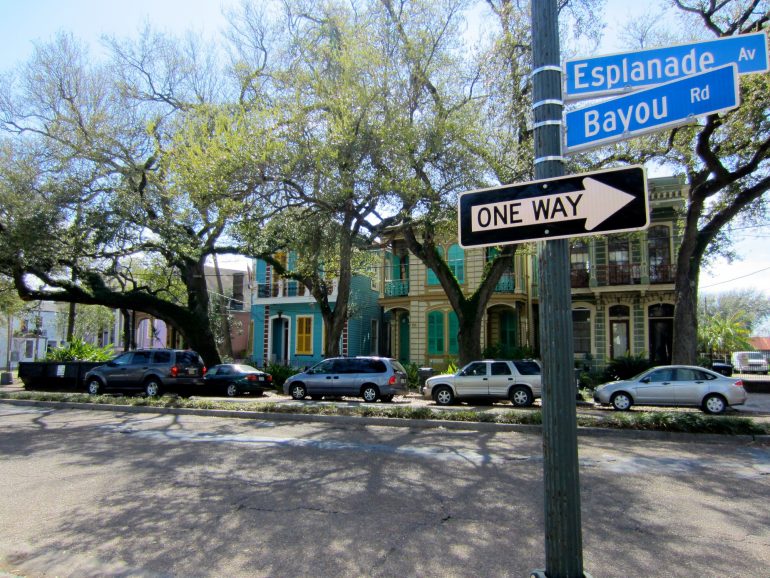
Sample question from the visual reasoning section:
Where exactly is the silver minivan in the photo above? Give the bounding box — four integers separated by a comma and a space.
283, 356, 408, 402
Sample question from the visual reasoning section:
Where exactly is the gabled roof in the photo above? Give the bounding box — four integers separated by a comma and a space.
749, 337, 770, 351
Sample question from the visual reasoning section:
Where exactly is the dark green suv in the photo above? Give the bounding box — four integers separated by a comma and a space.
84, 349, 206, 396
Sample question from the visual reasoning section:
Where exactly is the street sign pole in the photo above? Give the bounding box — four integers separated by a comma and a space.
531, 0, 585, 577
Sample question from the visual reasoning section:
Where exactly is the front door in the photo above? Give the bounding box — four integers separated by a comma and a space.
398, 314, 410, 363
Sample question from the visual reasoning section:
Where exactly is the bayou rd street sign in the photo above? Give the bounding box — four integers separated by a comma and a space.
564, 31, 768, 101
458, 166, 648, 248
565, 64, 739, 153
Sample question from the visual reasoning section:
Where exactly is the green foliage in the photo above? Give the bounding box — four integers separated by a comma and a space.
44, 338, 115, 362
446, 360, 459, 374
482, 342, 535, 360
697, 310, 752, 358
602, 353, 653, 382
402, 362, 421, 390
262, 362, 301, 389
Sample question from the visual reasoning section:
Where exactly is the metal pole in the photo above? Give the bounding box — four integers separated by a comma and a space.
531, 1, 585, 576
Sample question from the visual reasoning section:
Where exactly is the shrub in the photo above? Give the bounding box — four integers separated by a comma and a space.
402, 362, 421, 390
602, 353, 653, 382
482, 342, 536, 360
45, 338, 115, 362
263, 362, 301, 389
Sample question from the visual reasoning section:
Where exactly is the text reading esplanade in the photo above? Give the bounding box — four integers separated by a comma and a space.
458, 166, 648, 247
564, 32, 768, 100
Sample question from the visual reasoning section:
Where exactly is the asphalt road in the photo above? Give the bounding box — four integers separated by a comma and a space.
1, 404, 769, 578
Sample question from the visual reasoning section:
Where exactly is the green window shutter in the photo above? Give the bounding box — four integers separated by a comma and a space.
448, 312, 459, 355
428, 311, 445, 354
448, 244, 464, 283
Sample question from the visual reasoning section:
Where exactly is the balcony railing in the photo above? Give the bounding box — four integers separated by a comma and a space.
570, 263, 677, 288
384, 279, 410, 297
494, 275, 515, 293
253, 280, 337, 300
649, 263, 676, 284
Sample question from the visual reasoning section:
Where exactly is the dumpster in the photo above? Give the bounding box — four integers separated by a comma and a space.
18, 361, 104, 390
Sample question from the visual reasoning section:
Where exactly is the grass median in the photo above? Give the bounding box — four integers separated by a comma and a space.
0, 390, 767, 436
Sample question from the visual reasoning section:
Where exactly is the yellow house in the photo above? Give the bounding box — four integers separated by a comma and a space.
378, 175, 686, 371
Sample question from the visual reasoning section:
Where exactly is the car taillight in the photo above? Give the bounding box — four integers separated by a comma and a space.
247, 374, 257, 382
170, 365, 179, 377
267, 374, 273, 382
388, 375, 396, 385
734, 379, 744, 388
202, 366, 207, 375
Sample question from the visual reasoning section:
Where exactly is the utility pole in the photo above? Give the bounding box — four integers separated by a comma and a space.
530, 0, 586, 576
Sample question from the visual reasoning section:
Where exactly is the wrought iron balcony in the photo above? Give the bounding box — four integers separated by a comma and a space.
384, 279, 410, 297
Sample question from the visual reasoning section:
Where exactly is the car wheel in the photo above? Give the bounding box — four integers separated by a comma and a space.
610, 392, 632, 411
509, 386, 534, 407
226, 384, 238, 397
702, 394, 727, 415
381, 394, 394, 403
434, 386, 455, 406
145, 379, 163, 397
86, 378, 102, 395
290, 383, 307, 400
362, 385, 379, 403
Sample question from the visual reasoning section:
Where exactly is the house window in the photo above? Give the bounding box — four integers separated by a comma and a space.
296, 316, 313, 355
608, 237, 630, 284
428, 311, 445, 354
448, 312, 459, 355
570, 240, 590, 288
648, 226, 672, 283
572, 309, 591, 354
447, 244, 464, 283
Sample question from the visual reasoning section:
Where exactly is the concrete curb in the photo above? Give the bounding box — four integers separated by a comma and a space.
2, 398, 768, 445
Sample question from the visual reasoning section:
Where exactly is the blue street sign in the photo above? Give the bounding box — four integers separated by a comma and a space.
565, 64, 739, 153
565, 31, 768, 101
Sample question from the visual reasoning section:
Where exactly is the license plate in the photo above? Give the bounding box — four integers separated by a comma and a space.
187, 368, 197, 375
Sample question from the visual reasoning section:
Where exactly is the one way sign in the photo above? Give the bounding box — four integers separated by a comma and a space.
458, 166, 649, 247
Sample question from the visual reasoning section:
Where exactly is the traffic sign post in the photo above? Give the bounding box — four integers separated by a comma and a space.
564, 64, 739, 153
564, 31, 768, 101
458, 166, 648, 247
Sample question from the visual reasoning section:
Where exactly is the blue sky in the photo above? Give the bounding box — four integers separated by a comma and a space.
1, 0, 768, 301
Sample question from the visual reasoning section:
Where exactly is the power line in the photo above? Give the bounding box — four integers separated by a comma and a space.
701, 265, 770, 289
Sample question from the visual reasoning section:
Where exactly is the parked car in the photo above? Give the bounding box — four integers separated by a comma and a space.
593, 365, 747, 414
731, 351, 769, 374
204, 364, 272, 397
710, 361, 733, 377
423, 359, 542, 406
283, 356, 408, 402
84, 349, 206, 396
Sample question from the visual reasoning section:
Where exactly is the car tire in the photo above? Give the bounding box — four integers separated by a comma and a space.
290, 383, 307, 400
226, 384, 238, 397
144, 379, 163, 397
434, 386, 455, 406
702, 394, 727, 415
86, 378, 102, 395
509, 386, 534, 407
362, 385, 379, 403
610, 392, 632, 411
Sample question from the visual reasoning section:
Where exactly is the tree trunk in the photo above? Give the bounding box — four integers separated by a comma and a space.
671, 203, 703, 365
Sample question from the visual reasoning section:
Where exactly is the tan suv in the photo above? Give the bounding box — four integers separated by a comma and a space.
423, 359, 542, 406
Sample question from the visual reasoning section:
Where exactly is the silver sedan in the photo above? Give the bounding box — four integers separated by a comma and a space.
593, 365, 748, 414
